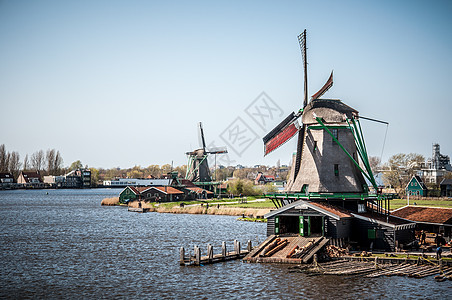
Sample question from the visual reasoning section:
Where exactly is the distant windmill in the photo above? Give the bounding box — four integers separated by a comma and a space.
263, 30, 381, 194
185, 122, 228, 183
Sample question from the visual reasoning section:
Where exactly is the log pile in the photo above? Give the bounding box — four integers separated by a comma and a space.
324, 245, 349, 257
260, 238, 289, 257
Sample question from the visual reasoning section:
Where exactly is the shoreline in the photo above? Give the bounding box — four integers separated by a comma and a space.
101, 197, 271, 218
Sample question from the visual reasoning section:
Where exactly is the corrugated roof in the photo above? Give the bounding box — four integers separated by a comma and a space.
391, 206, 452, 225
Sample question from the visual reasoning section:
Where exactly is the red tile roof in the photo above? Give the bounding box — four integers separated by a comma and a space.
310, 202, 353, 218
151, 186, 184, 194
391, 206, 452, 224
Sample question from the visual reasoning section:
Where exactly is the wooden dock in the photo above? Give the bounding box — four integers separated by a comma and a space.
180, 240, 252, 266
128, 207, 150, 213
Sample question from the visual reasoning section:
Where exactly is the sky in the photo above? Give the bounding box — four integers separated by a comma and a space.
1, 0, 451, 169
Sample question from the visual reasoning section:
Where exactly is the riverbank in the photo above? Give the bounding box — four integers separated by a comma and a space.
101, 197, 272, 218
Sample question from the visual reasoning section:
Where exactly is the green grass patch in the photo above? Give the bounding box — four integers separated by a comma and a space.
222, 199, 275, 209
390, 198, 452, 210
237, 217, 267, 222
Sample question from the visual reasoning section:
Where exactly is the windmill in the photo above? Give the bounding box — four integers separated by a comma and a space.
185, 122, 228, 183
263, 30, 380, 195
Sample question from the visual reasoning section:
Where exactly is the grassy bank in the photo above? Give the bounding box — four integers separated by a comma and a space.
390, 198, 452, 210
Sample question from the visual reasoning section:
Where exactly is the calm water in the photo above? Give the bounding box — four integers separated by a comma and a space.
0, 189, 449, 299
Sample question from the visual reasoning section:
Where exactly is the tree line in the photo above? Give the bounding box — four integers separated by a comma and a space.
0, 144, 63, 179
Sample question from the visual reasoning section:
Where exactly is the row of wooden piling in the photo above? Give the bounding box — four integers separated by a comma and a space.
180, 240, 252, 266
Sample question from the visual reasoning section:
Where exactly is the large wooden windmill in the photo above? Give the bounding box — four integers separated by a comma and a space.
263, 30, 379, 195
185, 122, 227, 183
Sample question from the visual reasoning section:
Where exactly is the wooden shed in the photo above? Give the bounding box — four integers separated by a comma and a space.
265, 199, 416, 251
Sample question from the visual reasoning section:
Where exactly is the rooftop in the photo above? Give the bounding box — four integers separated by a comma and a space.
391, 206, 452, 225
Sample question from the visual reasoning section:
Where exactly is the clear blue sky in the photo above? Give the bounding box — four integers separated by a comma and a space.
1, 0, 451, 169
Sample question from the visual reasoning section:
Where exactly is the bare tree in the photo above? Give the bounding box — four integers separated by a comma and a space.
368, 156, 381, 174
54, 150, 63, 174
8, 151, 21, 179
0, 144, 7, 172
23, 154, 29, 171
382, 153, 425, 194
31, 150, 45, 171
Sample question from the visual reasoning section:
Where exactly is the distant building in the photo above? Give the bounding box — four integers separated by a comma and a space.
103, 178, 172, 187
440, 178, 452, 197
405, 175, 428, 197
255, 172, 275, 185
44, 169, 91, 188
0, 172, 14, 183
17, 171, 42, 185
420, 143, 452, 184
119, 186, 184, 203
0, 172, 14, 189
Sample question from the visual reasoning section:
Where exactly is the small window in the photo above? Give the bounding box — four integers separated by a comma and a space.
334, 164, 339, 176
332, 129, 338, 141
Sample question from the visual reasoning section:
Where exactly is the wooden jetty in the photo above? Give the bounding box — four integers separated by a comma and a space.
128, 207, 150, 213
243, 234, 329, 264
180, 240, 252, 266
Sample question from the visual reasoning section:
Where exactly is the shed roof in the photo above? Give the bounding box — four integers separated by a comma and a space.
265, 200, 352, 220
440, 178, 452, 186
391, 206, 452, 225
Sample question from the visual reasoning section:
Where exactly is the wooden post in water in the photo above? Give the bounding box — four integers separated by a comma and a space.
247, 240, 252, 252
179, 247, 185, 266
222, 241, 226, 259
207, 243, 213, 263
194, 245, 200, 265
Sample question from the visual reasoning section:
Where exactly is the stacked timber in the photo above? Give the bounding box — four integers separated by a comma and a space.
288, 240, 315, 259
324, 245, 349, 257
260, 238, 289, 257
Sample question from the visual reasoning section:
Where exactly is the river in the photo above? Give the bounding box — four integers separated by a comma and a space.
0, 189, 449, 299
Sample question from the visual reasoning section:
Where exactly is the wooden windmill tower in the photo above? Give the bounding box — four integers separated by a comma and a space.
263, 30, 379, 196
185, 122, 227, 183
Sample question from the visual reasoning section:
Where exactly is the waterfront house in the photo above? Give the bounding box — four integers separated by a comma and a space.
255, 172, 275, 185
0, 172, 14, 183
141, 186, 184, 202
440, 178, 452, 197
391, 206, 452, 238
17, 171, 42, 187
119, 186, 149, 203
405, 175, 428, 197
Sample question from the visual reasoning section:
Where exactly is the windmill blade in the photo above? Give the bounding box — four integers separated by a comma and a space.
197, 122, 207, 150
311, 71, 333, 100
263, 112, 301, 156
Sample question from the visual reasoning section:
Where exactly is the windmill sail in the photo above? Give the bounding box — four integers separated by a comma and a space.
263, 112, 300, 156
311, 71, 333, 100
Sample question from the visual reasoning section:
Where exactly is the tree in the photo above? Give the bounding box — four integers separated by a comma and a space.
90, 168, 99, 186
0, 144, 7, 172
31, 150, 45, 171
69, 160, 83, 171
368, 156, 381, 175
45, 149, 63, 175
227, 179, 257, 196
23, 154, 29, 171
8, 151, 21, 179
382, 153, 425, 194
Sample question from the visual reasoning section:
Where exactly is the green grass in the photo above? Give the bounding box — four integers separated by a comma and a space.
390, 198, 452, 210
222, 199, 276, 208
